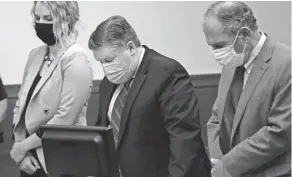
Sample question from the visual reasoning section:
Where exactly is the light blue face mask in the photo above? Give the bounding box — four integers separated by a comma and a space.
102, 52, 134, 84
212, 27, 248, 67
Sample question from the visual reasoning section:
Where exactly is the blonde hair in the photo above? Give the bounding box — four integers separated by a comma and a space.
31, 1, 80, 47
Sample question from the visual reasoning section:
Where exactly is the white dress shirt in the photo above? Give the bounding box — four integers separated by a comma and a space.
107, 47, 145, 121
243, 32, 267, 89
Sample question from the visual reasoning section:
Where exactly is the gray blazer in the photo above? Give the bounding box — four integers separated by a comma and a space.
207, 38, 291, 177
12, 43, 93, 172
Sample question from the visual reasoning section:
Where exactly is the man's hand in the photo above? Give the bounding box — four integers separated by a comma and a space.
211, 158, 221, 167
19, 154, 40, 175
10, 142, 27, 163
211, 158, 232, 177
211, 158, 221, 177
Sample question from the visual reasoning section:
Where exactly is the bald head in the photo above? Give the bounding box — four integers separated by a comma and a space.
204, 1, 258, 35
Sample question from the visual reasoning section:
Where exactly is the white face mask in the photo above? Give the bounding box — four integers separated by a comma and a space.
212, 29, 247, 67
102, 52, 134, 84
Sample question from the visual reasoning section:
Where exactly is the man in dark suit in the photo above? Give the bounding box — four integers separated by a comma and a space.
0, 77, 8, 144
88, 15, 211, 177
203, 1, 291, 177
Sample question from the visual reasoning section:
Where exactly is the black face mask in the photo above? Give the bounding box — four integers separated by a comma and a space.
34, 22, 56, 46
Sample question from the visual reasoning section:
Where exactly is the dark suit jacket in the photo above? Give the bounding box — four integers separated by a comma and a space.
0, 77, 7, 143
96, 45, 211, 177
0, 77, 7, 101
208, 38, 291, 177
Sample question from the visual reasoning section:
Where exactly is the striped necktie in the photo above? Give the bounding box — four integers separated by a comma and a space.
111, 79, 132, 147
111, 79, 132, 177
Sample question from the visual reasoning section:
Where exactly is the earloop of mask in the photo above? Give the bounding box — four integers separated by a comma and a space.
233, 26, 251, 45
125, 55, 134, 72
233, 26, 249, 54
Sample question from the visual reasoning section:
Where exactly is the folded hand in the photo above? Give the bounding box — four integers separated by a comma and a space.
19, 154, 41, 175
211, 158, 232, 177
211, 158, 221, 167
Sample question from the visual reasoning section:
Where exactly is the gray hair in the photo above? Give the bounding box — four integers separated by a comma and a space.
204, 1, 258, 35
88, 15, 141, 50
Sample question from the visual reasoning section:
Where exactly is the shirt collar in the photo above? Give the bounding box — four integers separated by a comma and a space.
244, 32, 267, 74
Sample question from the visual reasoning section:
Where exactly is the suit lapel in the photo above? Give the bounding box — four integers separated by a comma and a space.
218, 66, 236, 123
20, 47, 46, 109
117, 45, 151, 148
118, 73, 146, 145
30, 43, 76, 99
230, 38, 275, 141
14, 47, 45, 128
31, 53, 61, 99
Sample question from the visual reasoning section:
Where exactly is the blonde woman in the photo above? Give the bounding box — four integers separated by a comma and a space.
10, 2, 93, 176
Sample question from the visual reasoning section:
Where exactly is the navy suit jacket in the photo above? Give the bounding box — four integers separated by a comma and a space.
96, 45, 211, 177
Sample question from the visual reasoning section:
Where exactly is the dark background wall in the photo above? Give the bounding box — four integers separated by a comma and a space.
0, 74, 219, 177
